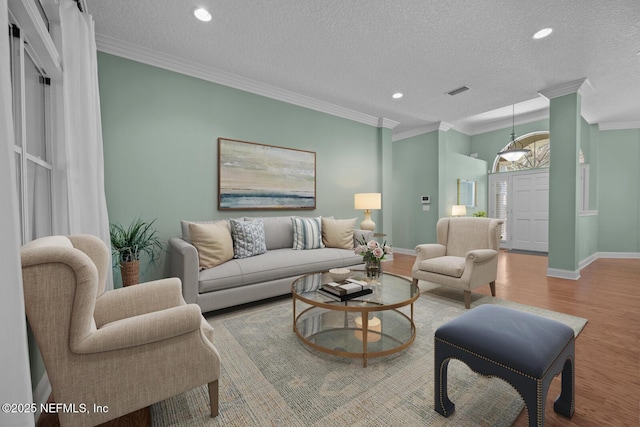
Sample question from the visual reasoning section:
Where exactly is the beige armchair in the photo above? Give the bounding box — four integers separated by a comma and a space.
21, 234, 220, 426
412, 217, 503, 309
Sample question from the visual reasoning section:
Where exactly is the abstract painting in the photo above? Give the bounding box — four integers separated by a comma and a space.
218, 138, 316, 210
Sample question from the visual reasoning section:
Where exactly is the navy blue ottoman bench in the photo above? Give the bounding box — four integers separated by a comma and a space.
434, 304, 575, 427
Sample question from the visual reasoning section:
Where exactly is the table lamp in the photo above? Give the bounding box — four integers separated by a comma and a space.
354, 193, 381, 231
452, 205, 467, 217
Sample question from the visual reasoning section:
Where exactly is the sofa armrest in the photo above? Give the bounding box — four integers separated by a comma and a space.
168, 237, 199, 304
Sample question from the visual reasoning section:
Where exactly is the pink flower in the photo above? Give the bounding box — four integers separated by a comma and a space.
373, 247, 384, 258
384, 245, 392, 254
367, 240, 379, 249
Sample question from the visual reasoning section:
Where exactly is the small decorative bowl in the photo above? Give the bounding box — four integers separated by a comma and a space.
329, 268, 351, 282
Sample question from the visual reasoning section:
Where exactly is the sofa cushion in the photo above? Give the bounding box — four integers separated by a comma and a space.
230, 218, 267, 258
181, 219, 231, 243
418, 256, 465, 278
292, 216, 324, 250
198, 247, 364, 293
322, 217, 357, 249
189, 222, 234, 270
251, 216, 294, 250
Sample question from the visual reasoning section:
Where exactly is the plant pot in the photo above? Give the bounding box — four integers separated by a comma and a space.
120, 260, 140, 287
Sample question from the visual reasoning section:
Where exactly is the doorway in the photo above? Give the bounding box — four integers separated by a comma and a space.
489, 169, 550, 252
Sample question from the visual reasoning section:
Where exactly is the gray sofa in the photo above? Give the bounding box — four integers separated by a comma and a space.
169, 216, 372, 313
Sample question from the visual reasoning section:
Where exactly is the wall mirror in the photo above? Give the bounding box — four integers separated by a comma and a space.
457, 179, 476, 207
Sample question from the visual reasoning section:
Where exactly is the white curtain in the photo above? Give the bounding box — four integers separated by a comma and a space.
59, 0, 113, 289
0, 0, 35, 425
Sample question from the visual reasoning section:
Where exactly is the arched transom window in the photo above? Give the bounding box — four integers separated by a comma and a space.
492, 131, 584, 173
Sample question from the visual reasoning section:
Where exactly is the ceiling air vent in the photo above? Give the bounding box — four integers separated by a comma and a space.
447, 86, 470, 96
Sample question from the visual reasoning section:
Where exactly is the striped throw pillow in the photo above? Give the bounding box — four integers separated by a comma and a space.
292, 217, 325, 250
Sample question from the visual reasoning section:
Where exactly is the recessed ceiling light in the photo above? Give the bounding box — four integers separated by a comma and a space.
533, 28, 553, 39
194, 8, 212, 22
392, 93, 403, 99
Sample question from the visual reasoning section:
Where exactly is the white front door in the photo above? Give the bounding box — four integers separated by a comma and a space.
511, 171, 549, 252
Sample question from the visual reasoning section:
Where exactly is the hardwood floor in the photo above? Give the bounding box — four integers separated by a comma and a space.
383, 251, 640, 426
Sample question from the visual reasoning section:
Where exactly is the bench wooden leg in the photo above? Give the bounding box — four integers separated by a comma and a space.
208, 380, 219, 417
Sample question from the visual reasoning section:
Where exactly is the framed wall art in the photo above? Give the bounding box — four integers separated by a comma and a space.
218, 138, 316, 210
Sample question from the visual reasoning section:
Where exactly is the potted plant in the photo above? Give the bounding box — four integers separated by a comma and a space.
109, 217, 163, 286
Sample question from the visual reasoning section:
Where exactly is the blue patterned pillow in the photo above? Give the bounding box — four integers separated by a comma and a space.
230, 218, 267, 258
292, 217, 325, 250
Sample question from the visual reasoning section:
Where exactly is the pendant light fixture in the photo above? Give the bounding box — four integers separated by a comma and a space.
497, 104, 530, 161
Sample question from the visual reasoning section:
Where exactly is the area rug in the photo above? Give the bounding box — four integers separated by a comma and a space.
151, 286, 587, 426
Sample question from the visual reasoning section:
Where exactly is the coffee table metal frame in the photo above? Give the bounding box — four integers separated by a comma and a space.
292, 271, 419, 367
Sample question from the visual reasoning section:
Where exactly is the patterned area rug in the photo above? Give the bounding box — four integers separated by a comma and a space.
151, 285, 587, 426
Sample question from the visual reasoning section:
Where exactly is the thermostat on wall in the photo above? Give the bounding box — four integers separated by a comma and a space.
421, 195, 431, 204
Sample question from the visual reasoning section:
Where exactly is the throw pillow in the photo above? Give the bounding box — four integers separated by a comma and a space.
189, 222, 234, 270
230, 218, 267, 258
321, 217, 357, 249
292, 216, 324, 250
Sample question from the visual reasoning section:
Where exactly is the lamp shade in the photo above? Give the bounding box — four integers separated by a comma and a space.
354, 193, 381, 210
452, 205, 467, 216
497, 148, 530, 162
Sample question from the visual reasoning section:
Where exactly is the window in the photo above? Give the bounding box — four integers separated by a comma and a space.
492, 131, 585, 173
10, 23, 53, 243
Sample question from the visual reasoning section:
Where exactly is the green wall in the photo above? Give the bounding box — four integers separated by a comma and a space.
98, 53, 384, 284
596, 129, 640, 252
98, 52, 640, 277
391, 129, 486, 250
392, 131, 439, 249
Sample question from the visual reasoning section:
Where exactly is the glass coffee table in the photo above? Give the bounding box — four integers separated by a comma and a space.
292, 270, 419, 367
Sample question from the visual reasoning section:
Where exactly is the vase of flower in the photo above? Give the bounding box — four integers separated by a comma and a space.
355, 237, 391, 279
365, 257, 381, 278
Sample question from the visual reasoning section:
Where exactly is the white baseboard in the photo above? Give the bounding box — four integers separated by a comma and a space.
547, 268, 581, 280
593, 251, 640, 259
390, 247, 415, 256
33, 372, 51, 420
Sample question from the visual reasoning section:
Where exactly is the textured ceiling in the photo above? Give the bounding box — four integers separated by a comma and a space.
84, 0, 640, 136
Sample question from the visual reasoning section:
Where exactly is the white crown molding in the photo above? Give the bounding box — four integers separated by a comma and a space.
378, 117, 400, 129
538, 78, 588, 100
95, 34, 386, 128
438, 121, 454, 131
454, 109, 550, 136
392, 123, 440, 141
598, 121, 640, 131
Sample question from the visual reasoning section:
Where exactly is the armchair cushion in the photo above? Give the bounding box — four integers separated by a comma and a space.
419, 256, 465, 278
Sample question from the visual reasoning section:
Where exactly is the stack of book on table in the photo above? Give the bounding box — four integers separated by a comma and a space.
318, 278, 373, 301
